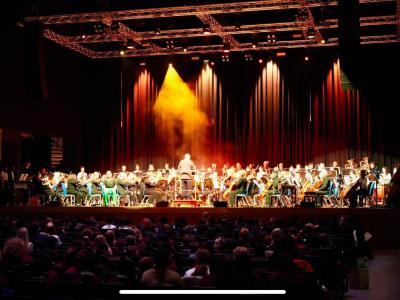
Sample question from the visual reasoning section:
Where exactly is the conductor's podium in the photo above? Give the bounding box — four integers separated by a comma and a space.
172, 199, 202, 207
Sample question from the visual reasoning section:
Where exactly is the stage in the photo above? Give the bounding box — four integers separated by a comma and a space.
1, 206, 399, 249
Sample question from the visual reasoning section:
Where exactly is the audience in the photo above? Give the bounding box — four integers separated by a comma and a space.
0, 214, 369, 298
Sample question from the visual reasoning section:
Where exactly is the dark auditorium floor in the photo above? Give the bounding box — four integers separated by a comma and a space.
345, 250, 400, 300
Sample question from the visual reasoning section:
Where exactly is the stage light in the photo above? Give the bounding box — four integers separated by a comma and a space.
223, 44, 230, 53
203, 59, 209, 64
258, 58, 263, 64
276, 51, 286, 57
120, 50, 125, 56
307, 28, 315, 39
183, 47, 188, 52
321, 39, 326, 44
166, 40, 175, 50
126, 40, 135, 49
210, 61, 215, 66
155, 27, 161, 35
251, 42, 258, 49
304, 55, 309, 61
222, 54, 230, 62
140, 62, 146, 66
203, 25, 211, 35
81, 35, 86, 39
235, 23, 241, 30
244, 53, 253, 61
267, 34, 276, 43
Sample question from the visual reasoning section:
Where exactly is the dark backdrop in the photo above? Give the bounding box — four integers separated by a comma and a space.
1, 2, 399, 172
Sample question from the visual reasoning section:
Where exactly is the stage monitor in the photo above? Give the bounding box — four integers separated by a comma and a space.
213, 201, 228, 208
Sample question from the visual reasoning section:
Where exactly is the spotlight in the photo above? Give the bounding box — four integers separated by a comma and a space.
203, 59, 209, 64
244, 53, 253, 61
251, 42, 258, 49
183, 47, 188, 52
210, 61, 215, 66
306, 28, 316, 39
203, 25, 211, 35
320, 39, 326, 44
169, 63, 173, 67
304, 55, 309, 61
126, 40, 134, 49
276, 51, 287, 57
258, 58, 263, 64
223, 44, 230, 53
81, 35, 86, 39
222, 54, 230, 62
267, 34, 276, 43
120, 50, 125, 56
166, 40, 175, 49
140, 62, 146, 66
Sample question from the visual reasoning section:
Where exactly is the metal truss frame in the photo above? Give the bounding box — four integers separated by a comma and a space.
22, 0, 398, 59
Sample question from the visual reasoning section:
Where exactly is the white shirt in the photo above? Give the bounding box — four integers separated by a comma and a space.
178, 159, 195, 174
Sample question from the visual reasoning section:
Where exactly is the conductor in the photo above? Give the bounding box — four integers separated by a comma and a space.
178, 153, 195, 198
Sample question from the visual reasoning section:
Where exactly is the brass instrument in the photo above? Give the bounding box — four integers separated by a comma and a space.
359, 156, 370, 172
345, 159, 355, 170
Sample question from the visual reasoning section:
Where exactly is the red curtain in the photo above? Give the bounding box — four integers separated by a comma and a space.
104, 58, 392, 172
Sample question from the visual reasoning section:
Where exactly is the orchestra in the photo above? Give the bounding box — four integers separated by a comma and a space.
23, 156, 397, 208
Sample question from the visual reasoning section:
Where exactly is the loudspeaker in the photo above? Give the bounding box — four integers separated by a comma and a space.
213, 201, 228, 208
300, 201, 316, 208
338, 0, 360, 89
155, 201, 169, 207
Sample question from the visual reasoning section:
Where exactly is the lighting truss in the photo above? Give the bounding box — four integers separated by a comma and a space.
22, 0, 398, 59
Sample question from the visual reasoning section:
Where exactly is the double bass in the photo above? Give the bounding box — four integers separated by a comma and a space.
222, 178, 238, 200
340, 178, 360, 199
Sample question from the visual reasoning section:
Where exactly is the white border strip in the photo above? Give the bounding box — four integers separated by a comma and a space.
120, 290, 286, 295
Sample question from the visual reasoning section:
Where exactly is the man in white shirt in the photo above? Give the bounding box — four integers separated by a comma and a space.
178, 154, 195, 198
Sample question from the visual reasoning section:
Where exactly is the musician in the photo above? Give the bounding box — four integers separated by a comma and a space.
142, 173, 163, 204
18, 162, 34, 205
66, 174, 84, 206
88, 172, 102, 195
264, 172, 280, 207
235, 162, 242, 171
262, 160, 270, 173
278, 163, 284, 172
77, 166, 89, 200
102, 170, 118, 206
117, 171, 136, 205
134, 164, 142, 175
369, 162, 380, 179
379, 166, 391, 185
386, 165, 400, 208
178, 154, 195, 198
316, 170, 331, 205
211, 163, 217, 173
393, 164, 398, 176
229, 170, 248, 207
256, 166, 267, 181
20, 161, 34, 179
349, 169, 369, 208
77, 166, 88, 182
